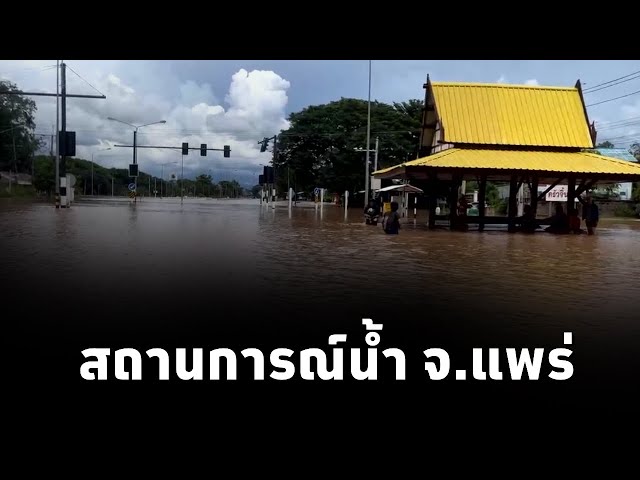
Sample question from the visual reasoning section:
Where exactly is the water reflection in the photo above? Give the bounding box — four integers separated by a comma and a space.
2, 197, 639, 338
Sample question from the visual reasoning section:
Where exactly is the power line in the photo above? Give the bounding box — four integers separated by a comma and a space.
65, 64, 106, 98
584, 74, 640, 94
586, 89, 640, 107
583, 70, 640, 93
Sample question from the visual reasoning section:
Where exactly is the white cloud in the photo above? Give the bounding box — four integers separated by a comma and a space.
4, 63, 291, 184
496, 75, 507, 83
524, 79, 539, 86
621, 99, 640, 118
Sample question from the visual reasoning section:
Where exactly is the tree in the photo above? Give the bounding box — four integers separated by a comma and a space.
596, 141, 615, 148
251, 185, 262, 198
274, 98, 424, 194
219, 179, 242, 198
195, 174, 213, 196
0, 80, 42, 173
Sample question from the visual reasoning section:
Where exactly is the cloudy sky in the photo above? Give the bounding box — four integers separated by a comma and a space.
1, 60, 639, 185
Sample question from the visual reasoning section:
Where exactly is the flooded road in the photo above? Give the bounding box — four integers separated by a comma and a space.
3, 197, 639, 338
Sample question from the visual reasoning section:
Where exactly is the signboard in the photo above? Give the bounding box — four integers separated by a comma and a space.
314, 187, 321, 196
128, 183, 136, 192
537, 185, 579, 202
371, 177, 381, 191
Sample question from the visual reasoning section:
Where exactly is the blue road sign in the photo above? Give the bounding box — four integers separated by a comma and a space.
128, 183, 136, 191
314, 187, 321, 195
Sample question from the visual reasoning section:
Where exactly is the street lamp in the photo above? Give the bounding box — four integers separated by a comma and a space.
91, 147, 111, 196
107, 117, 166, 201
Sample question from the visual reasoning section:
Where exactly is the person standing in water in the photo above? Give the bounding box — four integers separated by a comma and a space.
582, 194, 599, 235
383, 201, 401, 234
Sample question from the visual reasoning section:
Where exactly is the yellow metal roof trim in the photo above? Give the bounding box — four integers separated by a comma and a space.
430, 81, 576, 91
374, 148, 640, 176
429, 82, 594, 148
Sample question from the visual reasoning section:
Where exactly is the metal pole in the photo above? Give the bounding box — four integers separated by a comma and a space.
133, 128, 137, 203
374, 137, 379, 172
344, 190, 349, 221
91, 154, 94, 195
55, 60, 59, 197
60, 61, 67, 207
161, 164, 164, 197
365, 60, 372, 207
154, 177, 157, 197
111, 176, 114, 197
148, 175, 151, 197
181, 154, 184, 205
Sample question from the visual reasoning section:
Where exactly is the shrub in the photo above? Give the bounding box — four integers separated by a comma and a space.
613, 204, 636, 217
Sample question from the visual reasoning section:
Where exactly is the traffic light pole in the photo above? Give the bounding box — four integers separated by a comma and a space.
133, 129, 137, 203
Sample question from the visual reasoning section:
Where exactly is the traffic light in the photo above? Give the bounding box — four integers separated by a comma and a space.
223, 145, 231, 158
259, 138, 269, 153
58, 131, 76, 157
201, 144, 207, 156
182, 142, 189, 155
263, 166, 274, 184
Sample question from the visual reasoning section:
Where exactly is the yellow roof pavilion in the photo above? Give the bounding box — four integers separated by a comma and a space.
429, 82, 594, 148
373, 148, 640, 180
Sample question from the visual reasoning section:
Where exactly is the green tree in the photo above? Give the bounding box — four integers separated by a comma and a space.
0, 80, 42, 172
274, 98, 424, 194
251, 185, 262, 198
195, 173, 213, 196
596, 141, 614, 148
219, 179, 242, 197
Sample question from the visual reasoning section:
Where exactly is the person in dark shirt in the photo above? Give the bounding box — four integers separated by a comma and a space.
582, 195, 599, 235
545, 204, 569, 234
517, 204, 540, 233
383, 201, 401, 234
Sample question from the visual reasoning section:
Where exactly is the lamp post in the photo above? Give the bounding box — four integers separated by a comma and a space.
107, 117, 166, 201
365, 60, 372, 207
91, 147, 111, 196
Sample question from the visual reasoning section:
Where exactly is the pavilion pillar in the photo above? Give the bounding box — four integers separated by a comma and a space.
530, 177, 539, 219
478, 175, 487, 232
567, 177, 576, 214
448, 176, 461, 230
508, 175, 518, 233
427, 175, 438, 230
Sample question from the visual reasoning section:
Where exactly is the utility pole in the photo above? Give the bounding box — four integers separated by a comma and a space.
133, 129, 137, 200
374, 136, 379, 172
55, 61, 59, 197
0, 61, 105, 206
365, 60, 372, 207
60, 61, 67, 203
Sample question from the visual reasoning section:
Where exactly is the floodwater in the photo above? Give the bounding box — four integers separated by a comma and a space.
3, 196, 639, 338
